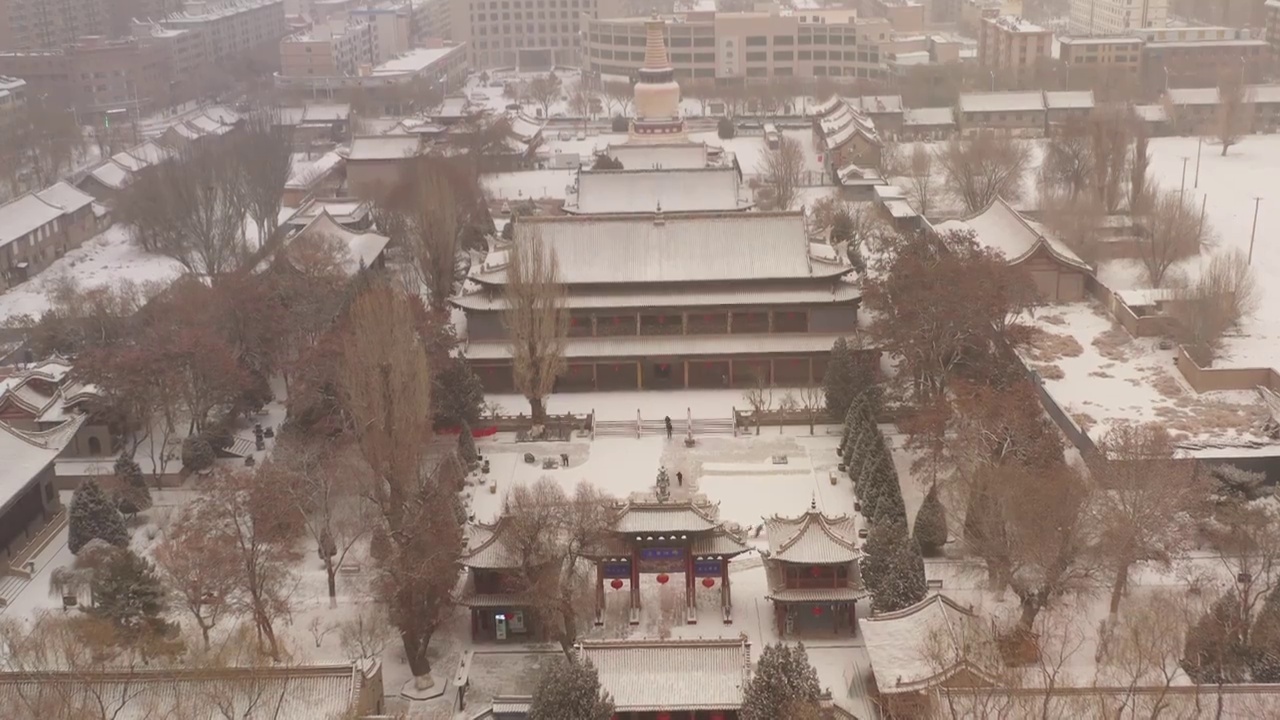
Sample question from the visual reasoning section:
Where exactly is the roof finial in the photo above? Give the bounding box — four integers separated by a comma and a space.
810, 494, 817, 511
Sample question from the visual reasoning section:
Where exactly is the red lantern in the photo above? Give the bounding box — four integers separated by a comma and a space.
656, 573, 670, 585
702, 577, 715, 588
809, 566, 822, 578
812, 605, 824, 617
610, 579, 624, 590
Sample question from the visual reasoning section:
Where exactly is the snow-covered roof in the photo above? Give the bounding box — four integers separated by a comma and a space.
903, 107, 955, 127
201, 106, 240, 125
612, 499, 721, 534
127, 140, 174, 166
935, 198, 1090, 271
0, 194, 64, 247
465, 332, 857, 360
187, 113, 233, 135
605, 142, 709, 170
35, 182, 94, 214
1044, 90, 1094, 110
857, 95, 903, 114
286, 198, 370, 227
487, 212, 846, 285
507, 111, 545, 143
1248, 84, 1280, 104
837, 163, 883, 185
346, 135, 420, 161
170, 121, 206, 140
959, 91, 1045, 114
987, 14, 1045, 32
88, 160, 133, 189
579, 639, 750, 712
1166, 87, 1220, 106
808, 95, 845, 117
1133, 104, 1170, 123
0, 662, 378, 720
461, 517, 522, 569
302, 103, 351, 122
287, 211, 388, 275
566, 166, 751, 215
286, 150, 344, 187
818, 100, 881, 149
763, 502, 861, 564
859, 594, 992, 694
453, 281, 861, 312
0, 415, 85, 515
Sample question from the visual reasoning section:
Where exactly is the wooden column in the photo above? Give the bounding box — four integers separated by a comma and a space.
683, 360, 689, 388
635, 311, 641, 335
631, 547, 640, 612
682, 312, 688, 335
590, 313, 597, 337
721, 558, 732, 623
594, 560, 604, 625
592, 362, 598, 391
768, 310, 774, 333
636, 362, 643, 390
686, 551, 696, 620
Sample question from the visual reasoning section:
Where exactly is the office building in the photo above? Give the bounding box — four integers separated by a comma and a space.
1070, 0, 1168, 35
977, 15, 1052, 88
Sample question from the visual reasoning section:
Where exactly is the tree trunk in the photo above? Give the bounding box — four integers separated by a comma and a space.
1017, 592, 1043, 632
403, 629, 433, 678
1221, 144, 1229, 157
529, 395, 547, 424
1109, 564, 1130, 616
326, 562, 338, 609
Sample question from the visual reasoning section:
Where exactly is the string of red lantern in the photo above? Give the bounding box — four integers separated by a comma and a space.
610, 579, 623, 590
702, 577, 715, 588
812, 605, 824, 617
656, 573, 670, 585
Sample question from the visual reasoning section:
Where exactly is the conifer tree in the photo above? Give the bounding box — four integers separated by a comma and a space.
914, 484, 949, 556
823, 337, 856, 418
112, 453, 152, 516
863, 519, 928, 614
457, 422, 479, 468
741, 643, 823, 720
528, 653, 614, 720
1183, 591, 1251, 684
91, 549, 173, 644
1251, 586, 1280, 682
69, 479, 130, 554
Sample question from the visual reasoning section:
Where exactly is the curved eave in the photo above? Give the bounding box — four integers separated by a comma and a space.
1007, 238, 1092, 274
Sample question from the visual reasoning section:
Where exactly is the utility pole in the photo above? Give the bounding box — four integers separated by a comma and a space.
1194, 136, 1202, 188
1249, 197, 1262, 265
1180, 157, 1189, 198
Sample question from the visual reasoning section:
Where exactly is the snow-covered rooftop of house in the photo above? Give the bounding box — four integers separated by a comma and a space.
1166, 87, 1220, 106
187, 113, 232, 134
935, 198, 1089, 271
860, 594, 989, 695
169, 121, 205, 140
286, 211, 388, 275
579, 639, 750, 712
370, 44, 464, 75
883, 199, 917, 219
1133, 104, 1170, 123
286, 198, 369, 227
345, 135, 420, 161
483, 212, 842, 286
286, 150, 344, 188
0, 415, 85, 514
302, 103, 351, 122
857, 95, 903, 113
566, 166, 751, 214
989, 14, 1046, 33
763, 503, 860, 564
34, 182, 93, 214
1247, 84, 1280, 104
88, 159, 132, 189
903, 106, 955, 127
960, 91, 1046, 114
0, 662, 378, 720
1045, 90, 1094, 110
126, 140, 174, 166
507, 111, 545, 143
604, 142, 709, 170
0, 194, 64, 247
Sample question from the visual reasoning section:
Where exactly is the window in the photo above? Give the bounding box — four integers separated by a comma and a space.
746, 66, 767, 76
694, 52, 714, 61
774, 50, 792, 60
745, 35, 767, 46
746, 51, 766, 61
773, 35, 793, 45
799, 50, 811, 60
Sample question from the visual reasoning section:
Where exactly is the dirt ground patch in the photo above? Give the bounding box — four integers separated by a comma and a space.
1092, 326, 1134, 362
1033, 363, 1065, 380
1023, 327, 1084, 362
1070, 412, 1097, 432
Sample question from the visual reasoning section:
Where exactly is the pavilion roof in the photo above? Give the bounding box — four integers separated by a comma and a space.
763, 501, 861, 564
579, 638, 750, 712
611, 498, 721, 535
933, 197, 1091, 272
859, 594, 995, 694
460, 516, 524, 569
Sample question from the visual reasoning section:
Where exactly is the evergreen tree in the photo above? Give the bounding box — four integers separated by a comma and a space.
1183, 591, 1251, 684
717, 117, 736, 139
528, 653, 614, 720
433, 357, 486, 429
69, 480, 130, 554
181, 436, 214, 472
91, 549, 171, 642
457, 421, 479, 468
830, 207, 855, 245
741, 642, 823, 720
863, 520, 928, 614
1251, 586, 1280, 682
913, 484, 949, 556
823, 337, 856, 418
112, 453, 152, 516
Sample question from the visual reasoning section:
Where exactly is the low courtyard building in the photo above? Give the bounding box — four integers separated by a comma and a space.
455, 211, 864, 392
763, 500, 866, 637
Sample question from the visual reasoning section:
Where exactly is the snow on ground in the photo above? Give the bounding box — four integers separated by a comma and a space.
1017, 302, 1270, 444
0, 225, 183, 322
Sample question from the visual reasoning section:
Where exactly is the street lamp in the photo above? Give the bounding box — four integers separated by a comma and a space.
989, 70, 995, 92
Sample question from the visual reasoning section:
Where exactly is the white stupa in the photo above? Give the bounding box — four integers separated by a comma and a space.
628, 14, 688, 144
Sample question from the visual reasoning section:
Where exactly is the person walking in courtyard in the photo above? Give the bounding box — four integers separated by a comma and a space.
664, 415, 673, 439
676, 471, 683, 487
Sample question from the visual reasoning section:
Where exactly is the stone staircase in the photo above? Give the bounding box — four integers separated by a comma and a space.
591, 414, 737, 439
0, 509, 66, 608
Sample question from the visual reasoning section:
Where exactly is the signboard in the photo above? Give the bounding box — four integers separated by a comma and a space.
603, 561, 631, 579
495, 613, 507, 641
508, 610, 527, 634
694, 559, 723, 577
637, 547, 684, 574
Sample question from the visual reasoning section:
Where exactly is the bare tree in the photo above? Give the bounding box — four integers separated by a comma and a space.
1095, 422, 1208, 617
154, 506, 241, 648
504, 228, 568, 423
339, 281, 462, 687
232, 109, 294, 249
1168, 249, 1260, 364
934, 132, 1031, 212
1039, 191, 1106, 264
602, 81, 633, 118
1095, 592, 1201, 715
1137, 189, 1206, 286
337, 602, 393, 660
1130, 127, 1152, 214
757, 135, 805, 211
1216, 71, 1249, 156
0, 100, 84, 194
1088, 106, 1132, 212
504, 478, 615, 655
569, 87, 595, 132
527, 74, 561, 118
268, 437, 376, 607
742, 372, 773, 436
1040, 119, 1094, 201
906, 144, 936, 217
373, 159, 463, 311
799, 384, 825, 435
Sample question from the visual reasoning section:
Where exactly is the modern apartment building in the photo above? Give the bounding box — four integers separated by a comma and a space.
584, 10, 891, 83
280, 18, 375, 76
0, 37, 168, 115
1056, 35, 1142, 80
0, 75, 26, 118
0, 0, 107, 51
1137, 25, 1269, 92
274, 39, 466, 90
1268, 0, 1280, 57
1069, 0, 1168, 35
451, 0, 633, 69
977, 14, 1052, 87
159, 0, 288, 68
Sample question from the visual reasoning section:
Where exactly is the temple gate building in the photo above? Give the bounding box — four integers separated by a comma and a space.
456, 211, 863, 393
762, 500, 866, 637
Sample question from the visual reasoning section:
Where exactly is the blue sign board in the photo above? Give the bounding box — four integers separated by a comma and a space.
602, 561, 631, 579
694, 559, 723, 577
639, 547, 684, 562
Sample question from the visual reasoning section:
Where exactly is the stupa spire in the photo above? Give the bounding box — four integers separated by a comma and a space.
642, 12, 671, 71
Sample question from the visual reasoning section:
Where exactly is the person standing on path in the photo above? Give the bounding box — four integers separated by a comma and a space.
676, 471, 683, 487
664, 415, 673, 439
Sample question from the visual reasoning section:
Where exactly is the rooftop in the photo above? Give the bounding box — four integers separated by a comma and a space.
934, 197, 1090, 272
464, 332, 857, 361
1166, 87, 1220, 106
959, 91, 1045, 114
903, 106, 955, 127
0, 415, 85, 515
987, 15, 1046, 33
452, 280, 861, 312
565, 166, 751, 215
0, 194, 65, 248
477, 212, 849, 286
345, 134, 420, 160
763, 501, 861, 564
580, 638, 751, 712
1044, 90, 1095, 110
604, 142, 710, 170
370, 44, 464, 75
859, 594, 992, 694
284, 211, 388, 275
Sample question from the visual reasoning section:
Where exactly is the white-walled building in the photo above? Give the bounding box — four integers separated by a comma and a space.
1069, 0, 1167, 35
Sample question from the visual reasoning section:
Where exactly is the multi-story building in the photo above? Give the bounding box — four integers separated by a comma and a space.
1171, 0, 1269, 29
0, 0, 108, 51
0, 76, 26, 118
1056, 34, 1142, 93
1267, 0, 1280, 57
158, 0, 288, 71
279, 18, 375, 77
1138, 25, 1269, 92
977, 14, 1052, 88
413, 0, 451, 41
0, 36, 168, 116
274, 40, 467, 92
451, 0, 631, 69
1069, 0, 1168, 35
584, 10, 890, 84
0, 182, 98, 291
867, 0, 926, 32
